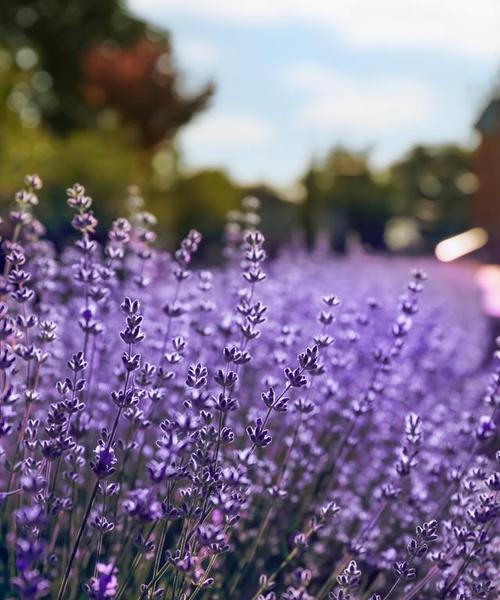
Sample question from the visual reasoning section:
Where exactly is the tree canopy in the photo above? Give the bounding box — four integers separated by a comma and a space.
0, 0, 213, 142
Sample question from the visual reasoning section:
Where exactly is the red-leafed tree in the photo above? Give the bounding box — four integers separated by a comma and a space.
83, 35, 214, 146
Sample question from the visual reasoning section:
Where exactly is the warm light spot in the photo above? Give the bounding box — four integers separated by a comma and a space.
384, 216, 421, 251
476, 265, 500, 317
435, 228, 488, 262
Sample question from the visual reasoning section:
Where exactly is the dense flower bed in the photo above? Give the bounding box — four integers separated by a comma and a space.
0, 176, 498, 600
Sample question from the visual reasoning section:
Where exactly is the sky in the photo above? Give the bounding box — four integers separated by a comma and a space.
128, 0, 500, 187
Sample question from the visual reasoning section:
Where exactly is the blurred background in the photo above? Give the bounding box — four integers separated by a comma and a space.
0, 0, 499, 262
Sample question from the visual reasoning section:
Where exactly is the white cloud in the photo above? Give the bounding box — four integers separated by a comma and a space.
130, 0, 500, 60
288, 64, 435, 136
181, 113, 273, 150
178, 112, 276, 182
128, 0, 282, 24
174, 37, 220, 69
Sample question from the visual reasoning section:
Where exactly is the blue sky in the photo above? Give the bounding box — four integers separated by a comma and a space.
129, 0, 499, 188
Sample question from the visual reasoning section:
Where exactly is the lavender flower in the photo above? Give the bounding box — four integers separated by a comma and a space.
0, 176, 497, 600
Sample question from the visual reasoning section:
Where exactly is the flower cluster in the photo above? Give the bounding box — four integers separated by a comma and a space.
0, 176, 497, 599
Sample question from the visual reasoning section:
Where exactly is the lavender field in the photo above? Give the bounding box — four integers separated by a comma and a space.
0, 176, 498, 599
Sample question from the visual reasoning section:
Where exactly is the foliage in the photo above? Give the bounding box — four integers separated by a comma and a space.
0, 0, 213, 140
0, 105, 244, 249
303, 148, 392, 251
303, 145, 474, 252
0, 175, 497, 599
159, 169, 243, 250
0, 0, 226, 248
389, 144, 474, 242
0, 113, 154, 240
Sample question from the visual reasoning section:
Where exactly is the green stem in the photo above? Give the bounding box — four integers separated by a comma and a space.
249, 522, 318, 600
186, 555, 217, 600
115, 523, 157, 600
57, 480, 99, 600
152, 520, 171, 594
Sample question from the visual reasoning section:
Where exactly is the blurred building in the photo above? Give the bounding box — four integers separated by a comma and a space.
474, 96, 500, 257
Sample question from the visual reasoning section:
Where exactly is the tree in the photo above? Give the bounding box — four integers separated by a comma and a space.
158, 169, 243, 254
309, 147, 392, 251
0, 0, 216, 245
0, 0, 213, 141
390, 144, 474, 243
301, 164, 321, 251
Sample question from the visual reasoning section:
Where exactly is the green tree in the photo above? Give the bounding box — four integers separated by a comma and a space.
157, 169, 243, 255
390, 144, 474, 243
308, 146, 392, 251
301, 164, 321, 251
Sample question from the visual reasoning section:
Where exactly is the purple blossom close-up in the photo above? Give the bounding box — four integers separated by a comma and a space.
0, 175, 498, 600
